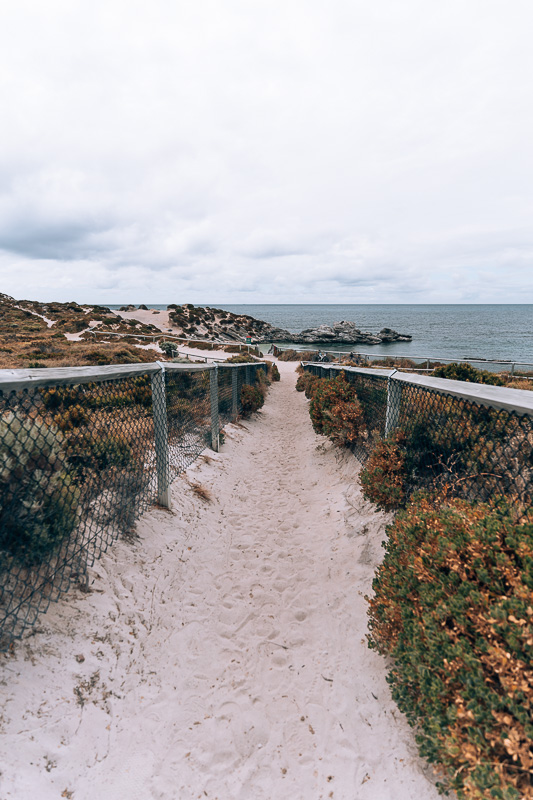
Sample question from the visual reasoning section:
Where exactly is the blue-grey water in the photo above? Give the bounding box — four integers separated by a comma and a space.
108, 305, 533, 364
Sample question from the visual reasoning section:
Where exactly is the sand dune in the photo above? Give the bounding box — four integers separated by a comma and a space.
0, 360, 444, 799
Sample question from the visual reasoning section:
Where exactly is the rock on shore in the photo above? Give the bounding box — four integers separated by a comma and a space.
283, 321, 412, 345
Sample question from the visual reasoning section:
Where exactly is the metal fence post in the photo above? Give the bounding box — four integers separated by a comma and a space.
245, 365, 251, 384
232, 369, 238, 418
210, 366, 220, 452
152, 362, 171, 508
385, 372, 402, 436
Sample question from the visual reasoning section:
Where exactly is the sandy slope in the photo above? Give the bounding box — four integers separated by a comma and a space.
114, 307, 174, 333
0, 361, 444, 800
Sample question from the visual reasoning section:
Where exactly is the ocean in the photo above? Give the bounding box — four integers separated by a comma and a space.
108, 304, 533, 365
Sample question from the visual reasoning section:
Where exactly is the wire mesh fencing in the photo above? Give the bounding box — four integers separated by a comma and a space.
165, 367, 213, 480
303, 363, 533, 507
0, 360, 267, 648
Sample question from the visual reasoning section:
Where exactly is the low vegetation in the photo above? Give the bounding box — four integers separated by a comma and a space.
0, 294, 160, 369
433, 361, 506, 386
240, 384, 265, 416
359, 431, 407, 511
226, 353, 262, 364
0, 294, 266, 369
239, 369, 269, 417
297, 365, 533, 798
295, 372, 321, 397
308, 372, 365, 447
277, 349, 319, 361
368, 495, 533, 800
0, 414, 80, 564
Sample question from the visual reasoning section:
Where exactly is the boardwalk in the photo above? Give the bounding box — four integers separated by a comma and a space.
0, 360, 443, 800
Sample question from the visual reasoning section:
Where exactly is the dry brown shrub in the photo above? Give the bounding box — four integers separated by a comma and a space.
188, 482, 212, 502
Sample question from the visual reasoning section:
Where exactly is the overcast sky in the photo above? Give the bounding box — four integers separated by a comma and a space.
1, 0, 532, 304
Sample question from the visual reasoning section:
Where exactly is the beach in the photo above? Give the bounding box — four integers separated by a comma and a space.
0, 360, 444, 799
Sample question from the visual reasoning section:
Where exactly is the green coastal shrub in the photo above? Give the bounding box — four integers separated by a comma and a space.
368, 495, 533, 800
309, 373, 365, 447
296, 373, 311, 392
278, 349, 319, 362
240, 384, 264, 416
44, 376, 153, 414
270, 363, 280, 382
53, 404, 89, 431
160, 340, 177, 357
255, 367, 270, 396
295, 372, 321, 398
359, 388, 520, 506
226, 353, 261, 364
42, 386, 80, 409
359, 431, 408, 511
433, 362, 506, 387
68, 433, 132, 473
403, 392, 516, 502
0, 413, 79, 564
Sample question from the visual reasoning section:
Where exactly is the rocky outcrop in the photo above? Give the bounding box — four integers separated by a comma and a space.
112, 303, 412, 346
377, 327, 412, 343
249, 320, 411, 345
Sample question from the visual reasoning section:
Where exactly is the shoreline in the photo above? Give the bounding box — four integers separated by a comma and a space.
107, 303, 533, 363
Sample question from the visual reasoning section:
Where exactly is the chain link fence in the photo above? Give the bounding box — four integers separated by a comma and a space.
0, 360, 267, 648
303, 363, 533, 506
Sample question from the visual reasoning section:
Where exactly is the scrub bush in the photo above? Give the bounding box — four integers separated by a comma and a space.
359, 389, 526, 507
43, 386, 80, 409
277, 349, 319, 361
53, 404, 89, 431
296, 373, 309, 392
368, 495, 533, 800
68, 433, 132, 473
226, 353, 262, 363
433, 362, 506, 387
309, 373, 365, 447
295, 372, 320, 398
160, 341, 177, 357
504, 379, 533, 391
255, 367, 270, 397
0, 413, 79, 564
271, 363, 280, 382
240, 384, 264, 416
359, 431, 408, 511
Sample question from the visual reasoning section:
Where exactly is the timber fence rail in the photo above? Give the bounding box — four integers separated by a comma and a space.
0, 360, 267, 648
303, 362, 533, 505
274, 345, 533, 377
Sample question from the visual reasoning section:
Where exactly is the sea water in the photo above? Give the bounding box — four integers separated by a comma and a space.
108, 304, 533, 364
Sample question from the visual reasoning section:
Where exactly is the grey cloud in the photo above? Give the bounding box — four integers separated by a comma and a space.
245, 247, 308, 260
0, 0, 531, 303
0, 222, 110, 260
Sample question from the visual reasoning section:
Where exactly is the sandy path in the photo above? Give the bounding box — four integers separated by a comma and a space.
0, 361, 443, 800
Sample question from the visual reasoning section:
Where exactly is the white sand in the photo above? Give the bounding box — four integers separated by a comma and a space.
114, 308, 177, 334
0, 361, 444, 800
132, 343, 163, 353
15, 306, 56, 327
171, 346, 235, 362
